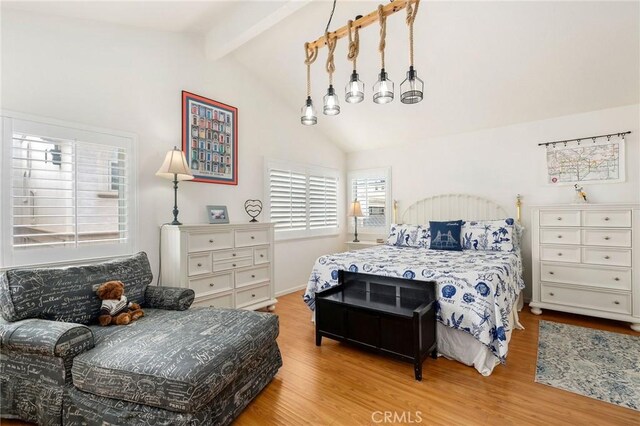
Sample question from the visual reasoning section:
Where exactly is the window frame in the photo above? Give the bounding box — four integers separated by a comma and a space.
1, 111, 138, 267
347, 167, 392, 235
265, 159, 341, 241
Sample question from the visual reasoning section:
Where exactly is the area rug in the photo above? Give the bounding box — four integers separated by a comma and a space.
535, 320, 640, 411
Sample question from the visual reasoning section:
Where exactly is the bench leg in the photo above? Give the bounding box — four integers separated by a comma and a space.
414, 361, 422, 381
431, 349, 438, 359
316, 333, 322, 346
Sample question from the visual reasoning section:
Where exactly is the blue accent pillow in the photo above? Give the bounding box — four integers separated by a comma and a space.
429, 220, 463, 251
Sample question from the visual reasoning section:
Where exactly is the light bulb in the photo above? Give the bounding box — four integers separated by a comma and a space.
345, 71, 365, 104
323, 85, 340, 115
373, 68, 394, 104
400, 66, 424, 104
300, 96, 317, 125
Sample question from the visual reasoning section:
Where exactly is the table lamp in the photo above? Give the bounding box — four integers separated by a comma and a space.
156, 146, 194, 225
348, 199, 364, 242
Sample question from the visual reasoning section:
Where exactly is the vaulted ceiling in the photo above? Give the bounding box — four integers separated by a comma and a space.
3, 1, 639, 152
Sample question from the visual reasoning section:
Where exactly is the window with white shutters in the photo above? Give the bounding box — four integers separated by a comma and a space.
266, 161, 340, 240
348, 168, 391, 234
1, 115, 137, 266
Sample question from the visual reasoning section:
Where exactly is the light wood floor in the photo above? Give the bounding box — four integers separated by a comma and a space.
2, 290, 638, 425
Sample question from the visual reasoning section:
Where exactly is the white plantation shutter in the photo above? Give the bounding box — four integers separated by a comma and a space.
348, 168, 391, 233
267, 161, 339, 239
269, 169, 307, 231
2, 116, 137, 266
309, 175, 338, 229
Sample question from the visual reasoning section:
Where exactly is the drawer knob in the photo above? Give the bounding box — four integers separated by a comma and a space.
251, 236, 255, 240
557, 235, 563, 239
209, 305, 214, 308
197, 263, 202, 267
251, 274, 256, 278
549, 292, 554, 296
232, 253, 237, 257
557, 253, 563, 256
604, 255, 611, 260
260, 254, 264, 258
614, 277, 620, 281
614, 301, 620, 305
209, 283, 214, 287
549, 271, 555, 275
604, 236, 611, 240
209, 239, 214, 243
232, 263, 237, 267
604, 217, 610, 221
557, 217, 562, 221
251, 294, 256, 297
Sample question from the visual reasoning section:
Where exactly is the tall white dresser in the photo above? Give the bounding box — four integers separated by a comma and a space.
160, 223, 277, 311
530, 204, 639, 331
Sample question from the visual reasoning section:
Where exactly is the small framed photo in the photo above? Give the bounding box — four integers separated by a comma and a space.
207, 205, 229, 224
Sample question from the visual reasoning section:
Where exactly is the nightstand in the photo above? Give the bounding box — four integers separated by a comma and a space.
345, 240, 383, 251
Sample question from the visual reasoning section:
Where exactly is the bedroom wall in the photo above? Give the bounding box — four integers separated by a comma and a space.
0, 9, 347, 295
347, 104, 640, 299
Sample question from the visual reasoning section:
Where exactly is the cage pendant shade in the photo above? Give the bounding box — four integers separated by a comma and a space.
373, 69, 394, 104
300, 96, 317, 125
323, 85, 340, 115
401, 66, 424, 104
345, 71, 364, 104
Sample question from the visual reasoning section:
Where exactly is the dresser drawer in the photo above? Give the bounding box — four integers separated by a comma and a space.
236, 265, 270, 288
188, 231, 233, 252
540, 228, 581, 245
191, 292, 234, 309
254, 246, 270, 264
189, 273, 233, 296
582, 229, 632, 247
188, 253, 212, 276
213, 257, 253, 272
540, 263, 631, 291
235, 229, 269, 247
582, 210, 631, 228
236, 284, 270, 308
540, 246, 580, 263
582, 248, 632, 267
540, 283, 631, 315
540, 211, 580, 227
212, 248, 253, 262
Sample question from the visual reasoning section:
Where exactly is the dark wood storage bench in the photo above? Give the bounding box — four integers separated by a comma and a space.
315, 271, 437, 380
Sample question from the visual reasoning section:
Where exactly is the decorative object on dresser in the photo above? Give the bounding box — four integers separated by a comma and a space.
315, 271, 437, 380
156, 146, 194, 225
530, 204, 640, 332
160, 223, 277, 311
182, 91, 238, 185
207, 205, 229, 224
244, 199, 263, 222
348, 199, 364, 242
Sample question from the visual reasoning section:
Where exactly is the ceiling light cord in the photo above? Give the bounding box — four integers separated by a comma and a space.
304, 42, 318, 97
406, 0, 421, 67
347, 20, 360, 70
325, 32, 337, 85
378, 5, 387, 69
324, 0, 337, 35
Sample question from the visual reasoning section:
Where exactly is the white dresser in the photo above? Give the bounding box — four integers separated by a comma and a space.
530, 204, 639, 331
160, 223, 277, 311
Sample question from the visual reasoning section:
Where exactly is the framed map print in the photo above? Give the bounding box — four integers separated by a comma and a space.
182, 91, 238, 185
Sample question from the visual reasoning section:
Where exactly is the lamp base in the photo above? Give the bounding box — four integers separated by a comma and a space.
171, 219, 182, 225
352, 237, 360, 243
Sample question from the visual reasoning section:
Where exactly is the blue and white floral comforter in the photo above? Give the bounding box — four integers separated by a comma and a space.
303, 245, 525, 361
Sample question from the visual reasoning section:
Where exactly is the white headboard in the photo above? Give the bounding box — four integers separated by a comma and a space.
400, 194, 518, 224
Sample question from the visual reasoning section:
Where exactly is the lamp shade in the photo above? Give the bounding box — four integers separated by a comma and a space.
156, 147, 194, 181
348, 200, 363, 217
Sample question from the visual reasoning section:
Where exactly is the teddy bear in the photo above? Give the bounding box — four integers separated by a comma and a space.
96, 280, 144, 326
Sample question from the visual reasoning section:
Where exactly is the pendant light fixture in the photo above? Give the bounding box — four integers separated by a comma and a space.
345, 18, 364, 103
301, 42, 318, 125
400, 0, 424, 104
373, 5, 394, 104
323, 32, 340, 115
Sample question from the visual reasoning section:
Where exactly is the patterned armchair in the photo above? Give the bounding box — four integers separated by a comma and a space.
0, 252, 281, 426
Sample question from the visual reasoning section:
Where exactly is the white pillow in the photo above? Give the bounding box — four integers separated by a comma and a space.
461, 218, 516, 252
386, 224, 420, 247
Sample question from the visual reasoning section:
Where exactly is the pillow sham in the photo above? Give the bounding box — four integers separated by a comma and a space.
461, 218, 516, 252
429, 220, 463, 251
415, 226, 431, 248
386, 224, 420, 247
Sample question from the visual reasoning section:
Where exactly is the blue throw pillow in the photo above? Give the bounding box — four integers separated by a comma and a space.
429, 220, 463, 251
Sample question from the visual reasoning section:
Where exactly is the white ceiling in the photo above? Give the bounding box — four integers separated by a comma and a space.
3, 1, 638, 152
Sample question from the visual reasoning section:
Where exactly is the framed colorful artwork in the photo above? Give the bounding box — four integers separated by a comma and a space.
182, 91, 238, 185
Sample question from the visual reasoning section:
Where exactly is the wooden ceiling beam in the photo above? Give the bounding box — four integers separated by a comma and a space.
306, 0, 416, 51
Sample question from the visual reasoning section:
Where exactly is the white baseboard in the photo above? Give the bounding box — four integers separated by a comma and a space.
275, 284, 307, 297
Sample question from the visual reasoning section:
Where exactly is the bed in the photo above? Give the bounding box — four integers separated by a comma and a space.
304, 194, 525, 376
